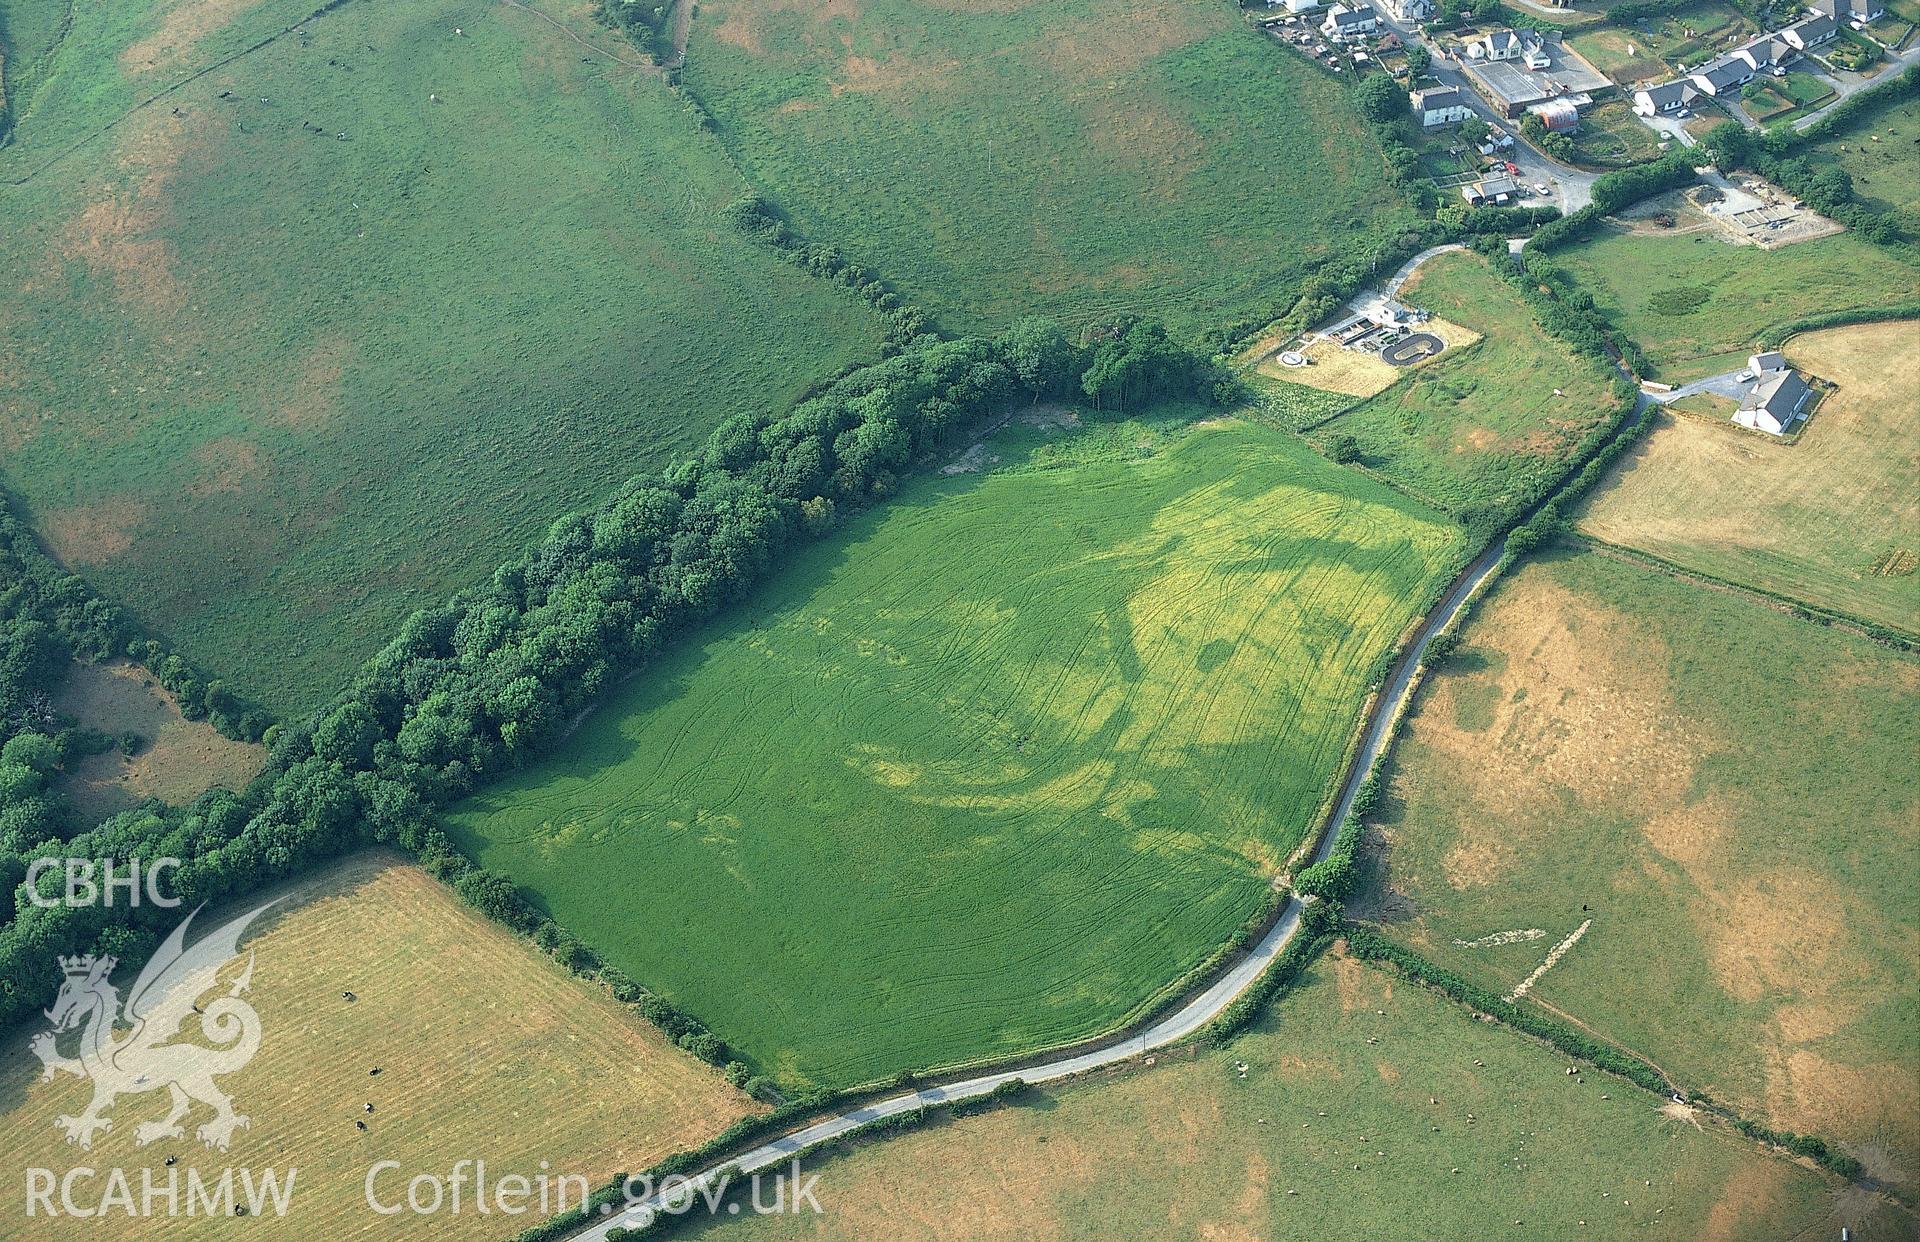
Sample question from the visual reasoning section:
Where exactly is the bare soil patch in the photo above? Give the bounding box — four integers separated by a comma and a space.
38, 496, 151, 565
121, 0, 272, 75
51, 658, 265, 819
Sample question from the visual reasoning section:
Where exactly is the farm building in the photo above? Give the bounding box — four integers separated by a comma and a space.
1635, 78, 1702, 115
1735, 368, 1813, 435
1322, 3, 1380, 37
1460, 32, 1611, 117
1462, 173, 1521, 205
1530, 97, 1581, 131
1412, 85, 1476, 127
1749, 351, 1789, 374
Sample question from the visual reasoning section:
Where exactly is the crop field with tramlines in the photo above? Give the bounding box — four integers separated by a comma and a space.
0, 0, 885, 716
678, 0, 1416, 338
450, 415, 1465, 1089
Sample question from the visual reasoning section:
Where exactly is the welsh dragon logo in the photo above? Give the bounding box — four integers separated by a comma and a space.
29, 901, 277, 1152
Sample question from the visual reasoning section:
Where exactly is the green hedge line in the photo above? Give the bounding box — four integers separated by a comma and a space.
1343, 924, 1672, 1093
1205, 900, 1339, 1042
1756, 301, 1920, 349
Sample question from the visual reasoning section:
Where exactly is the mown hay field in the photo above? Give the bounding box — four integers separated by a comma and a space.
1552, 221, 1920, 382
687, 949, 1865, 1242
1362, 549, 1920, 1196
0, 0, 886, 717
1309, 251, 1621, 522
679, 0, 1417, 338
450, 417, 1466, 1089
0, 851, 761, 1239
1579, 320, 1920, 634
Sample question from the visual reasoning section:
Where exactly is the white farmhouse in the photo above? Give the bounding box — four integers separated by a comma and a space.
1411, 85, 1476, 127
1322, 3, 1379, 38
1734, 368, 1813, 435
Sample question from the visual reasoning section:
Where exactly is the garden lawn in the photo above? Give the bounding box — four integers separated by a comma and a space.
1579, 320, 1920, 634
0, 0, 886, 718
1554, 223, 1920, 381
1308, 251, 1622, 523
1363, 548, 1920, 1195
449, 417, 1465, 1090
686, 949, 1859, 1242
680, 0, 1417, 338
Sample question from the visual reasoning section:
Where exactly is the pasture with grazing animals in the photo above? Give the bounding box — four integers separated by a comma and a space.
1307, 251, 1621, 524
1579, 319, 1919, 635
683, 949, 1859, 1242
0, 852, 762, 1240
1551, 218, 1920, 382
450, 417, 1466, 1089
679, 0, 1418, 338
1360, 549, 1920, 1195
0, 0, 886, 717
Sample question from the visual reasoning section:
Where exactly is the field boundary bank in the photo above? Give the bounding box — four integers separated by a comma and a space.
1576, 535, 1920, 649
1, 0, 362, 187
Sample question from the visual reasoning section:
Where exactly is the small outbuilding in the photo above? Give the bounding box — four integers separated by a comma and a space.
1748, 351, 1788, 374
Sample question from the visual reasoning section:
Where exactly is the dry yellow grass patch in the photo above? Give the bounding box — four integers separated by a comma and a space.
52, 659, 265, 819
1579, 319, 1920, 633
121, 0, 280, 75
0, 853, 761, 1239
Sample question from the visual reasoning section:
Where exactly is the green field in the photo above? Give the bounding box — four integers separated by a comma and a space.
1555, 222, 1920, 380
1361, 548, 1920, 1194
1570, 1, 1754, 84
0, 0, 887, 717
450, 417, 1465, 1088
679, 0, 1416, 337
1804, 94, 1920, 217
1570, 100, 1668, 167
1580, 320, 1920, 634
689, 949, 1861, 1241
1309, 251, 1621, 522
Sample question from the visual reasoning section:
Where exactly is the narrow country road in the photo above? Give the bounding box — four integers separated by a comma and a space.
569, 523, 1522, 1239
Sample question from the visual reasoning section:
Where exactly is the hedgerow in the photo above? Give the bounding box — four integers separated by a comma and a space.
0, 319, 1227, 1050
1342, 924, 1672, 1094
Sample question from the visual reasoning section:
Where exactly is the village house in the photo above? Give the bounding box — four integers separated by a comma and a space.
1735, 367, 1813, 435
1411, 85, 1477, 127
1813, 0, 1886, 25
1690, 54, 1757, 96
1381, 0, 1436, 21
1477, 123, 1516, 154
1782, 12, 1840, 47
1322, 2, 1380, 37
1634, 77, 1702, 115
1736, 35, 1795, 74
1467, 28, 1538, 62
1285, 0, 1325, 16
